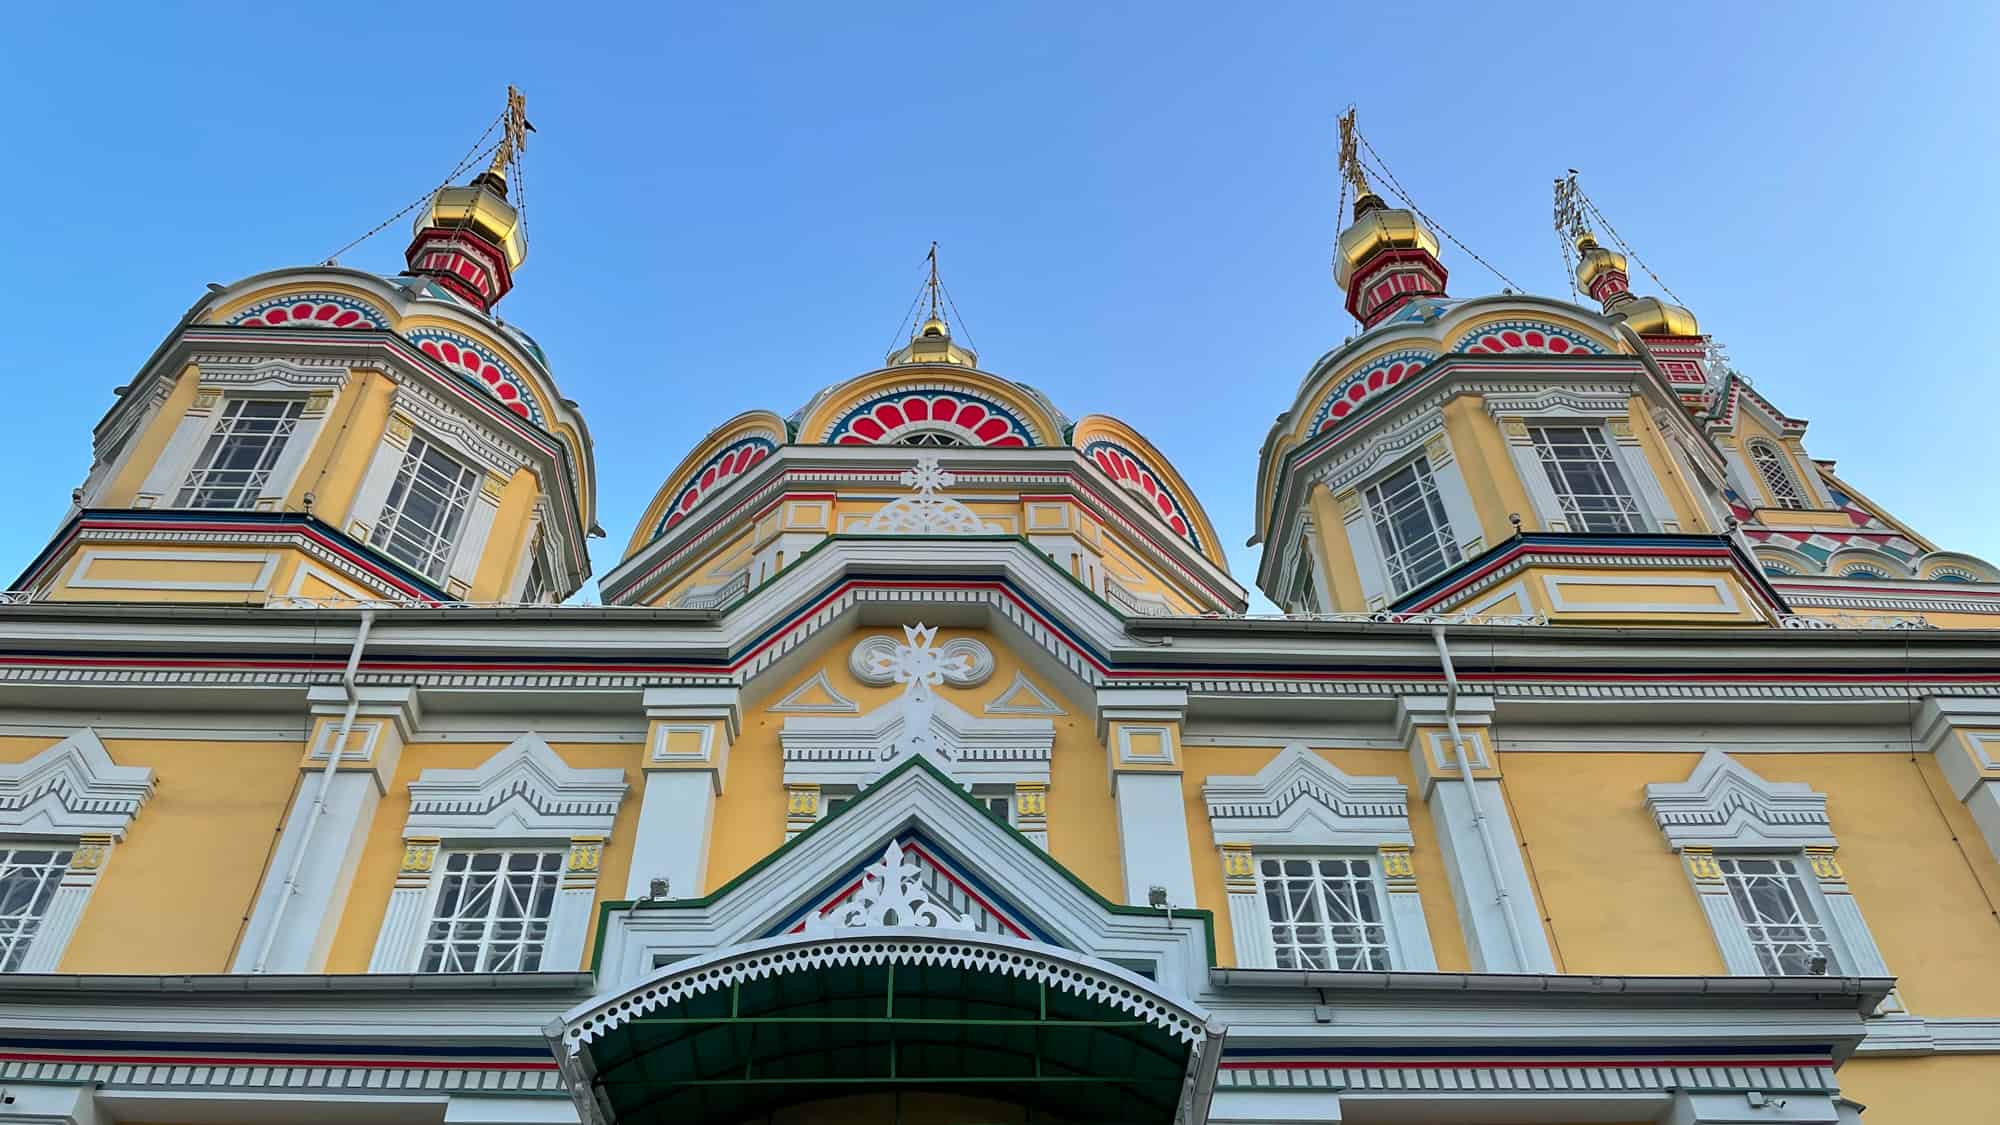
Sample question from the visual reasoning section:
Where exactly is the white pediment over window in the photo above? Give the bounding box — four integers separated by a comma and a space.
1644, 750, 1835, 851
1203, 744, 1411, 848
782, 693, 1053, 787
406, 731, 627, 839
0, 728, 155, 838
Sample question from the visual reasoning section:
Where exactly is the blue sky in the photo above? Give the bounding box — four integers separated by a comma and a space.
3, 4, 1996, 602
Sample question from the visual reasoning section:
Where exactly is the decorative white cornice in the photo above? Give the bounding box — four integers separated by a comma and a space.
1202, 743, 1411, 847
769, 670, 860, 714
802, 841, 974, 933
782, 692, 1054, 786
0, 728, 155, 839
1644, 750, 1835, 850
857, 456, 994, 535
405, 731, 628, 839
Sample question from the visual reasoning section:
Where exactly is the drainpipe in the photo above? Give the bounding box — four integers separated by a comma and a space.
1430, 625, 1530, 969
251, 609, 374, 973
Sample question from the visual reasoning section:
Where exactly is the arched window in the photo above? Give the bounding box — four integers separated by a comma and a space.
1748, 440, 1806, 510
896, 430, 965, 447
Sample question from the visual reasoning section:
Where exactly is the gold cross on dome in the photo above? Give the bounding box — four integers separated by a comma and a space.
1336, 106, 1372, 197
486, 85, 536, 177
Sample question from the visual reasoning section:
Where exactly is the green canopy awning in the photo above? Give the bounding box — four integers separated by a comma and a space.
552, 932, 1220, 1125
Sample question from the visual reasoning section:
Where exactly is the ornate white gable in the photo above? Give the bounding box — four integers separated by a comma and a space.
0, 728, 155, 838
405, 731, 628, 839
785, 626, 1051, 787
1644, 750, 1835, 850
858, 456, 995, 534
1202, 743, 1411, 848
803, 840, 975, 933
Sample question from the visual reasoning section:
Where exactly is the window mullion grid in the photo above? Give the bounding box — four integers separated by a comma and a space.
0, 846, 75, 972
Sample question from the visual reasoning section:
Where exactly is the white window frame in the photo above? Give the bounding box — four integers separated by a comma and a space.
1253, 851, 1395, 971
174, 397, 307, 510
132, 369, 343, 511
0, 843, 79, 972
1711, 853, 1842, 977
1203, 744, 1437, 970
1526, 423, 1646, 533
368, 732, 627, 974
415, 846, 568, 974
1283, 530, 1326, 615
370, 432, 480, 582
1646, 751, 1890, 988
1747, 439, 1807, 510
1363, 453, 1463, 596
0, 730, 153, 973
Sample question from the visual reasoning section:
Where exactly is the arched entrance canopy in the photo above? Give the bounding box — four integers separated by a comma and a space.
551, 929, 1221, 1125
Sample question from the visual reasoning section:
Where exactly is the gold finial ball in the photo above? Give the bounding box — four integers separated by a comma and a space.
1334, 203, 1439, 289
919, 316, 948, 338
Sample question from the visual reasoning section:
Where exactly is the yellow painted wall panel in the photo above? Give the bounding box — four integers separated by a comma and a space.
1442, 397, 1535, 543
324, 741, 641, 973
1836, 1055, 2000, 1125
1501, 751, 1726, 976
1624, 395, 1708, 533
79, 555, 269, 586
1180, 746, 1469, 970
0, 736, 300, 974
296, 369, 395, 528
469, 467, 540, 601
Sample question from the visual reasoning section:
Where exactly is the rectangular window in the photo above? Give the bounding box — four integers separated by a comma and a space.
519, 538, 554, 604
1717, 856, 1838, 976
1364, 456, 1462, 595
1257, 855, 1390, 971
419, 849, 563, 973
175, 399, 303, 509
0, 846, 73, 972
1529, 425, 1643, 533
371, 435, 479, 581
976, 791, 1014, 825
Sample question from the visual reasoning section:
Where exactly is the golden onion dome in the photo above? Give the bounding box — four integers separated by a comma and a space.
1334, 193, 1441, 290
1617, 294, 1700, 336
1573, 233, 1627, 295
415, 175, 527, 270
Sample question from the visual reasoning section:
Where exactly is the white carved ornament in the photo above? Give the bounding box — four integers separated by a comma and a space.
0, 728, 155, 838
805, 840, 974, 933
859, 456, 991, 535
1644, 750, 1835, 851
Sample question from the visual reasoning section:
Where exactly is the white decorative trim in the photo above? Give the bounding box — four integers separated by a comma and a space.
802, 841, 974, 932
645, 723, 720, 766
1204, 745, 1412, 849
405, 732, 628, 840
850, 625, 993, 690
782, 693, 1054, 788
983, 670, 1066, 716
0, 728, 155, 838
858, 456, 995, 535
1645, 750, 1835, 850
769, 670, 860, 714
1541, 573, 1741, 615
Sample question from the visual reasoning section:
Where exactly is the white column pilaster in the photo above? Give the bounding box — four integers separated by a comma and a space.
627, 686, 739, 900
1100, 688, 1196, 908
18, 835, 115, 973
233, 685, 418, 973
1918, 697, 2000, 862
1398, 695, 1554, 973
367, 838, 437, 972
1665, 1090, 1842, 1124
0, 1082, 104, 1125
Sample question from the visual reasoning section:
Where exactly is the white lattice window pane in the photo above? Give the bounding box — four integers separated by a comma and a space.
1718, 856, 1837, 976
1365, 457, 1462, 596
419, 849, 563, 973
371, 436, 478, 581
1530, 425, 1642, 533
1749, 442, 1806, 510
176, 399, 303, 509
0, 847, 73, 972
1259, 855, 1391, 971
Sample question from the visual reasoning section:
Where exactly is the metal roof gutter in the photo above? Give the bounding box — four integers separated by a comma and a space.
1211, 967, 1895, 1013
0, 970, 597, 997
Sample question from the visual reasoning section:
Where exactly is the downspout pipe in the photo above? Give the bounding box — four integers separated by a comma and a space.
1430, 625, 1531, 970
251, 609, 374, 973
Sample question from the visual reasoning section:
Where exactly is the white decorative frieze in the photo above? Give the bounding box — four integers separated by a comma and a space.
770, 670, 860, 714
1644, 750, 1835, 851
803, 841, 975, 933
851, 624, 994, 691
1203, 743, 1411, 848
858, 456, 994, 535
0, 728, 155, 838
406, 731, 628, 839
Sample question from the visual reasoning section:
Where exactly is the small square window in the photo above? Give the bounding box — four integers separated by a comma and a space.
419, 849, 563, 973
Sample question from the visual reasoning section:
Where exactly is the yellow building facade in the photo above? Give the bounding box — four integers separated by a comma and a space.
0, 103, 1996, 1125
